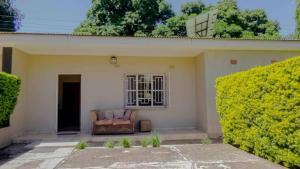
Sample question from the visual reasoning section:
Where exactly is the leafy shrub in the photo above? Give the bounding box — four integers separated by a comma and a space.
151, 135, 161, 148
76, 139, 87, 150
140, 137, 150, 148
119, 137, 132, 148
216, 56, 300, 168
0, 72, 21, 127
201, 138, 212, 144
105, 140, 115, 149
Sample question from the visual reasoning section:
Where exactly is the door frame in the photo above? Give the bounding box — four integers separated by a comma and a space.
56, 74, 82, 133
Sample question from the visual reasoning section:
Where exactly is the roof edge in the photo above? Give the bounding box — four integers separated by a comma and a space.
0, 32, 299, 42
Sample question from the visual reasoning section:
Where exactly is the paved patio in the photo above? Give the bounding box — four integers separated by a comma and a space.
0, 143, 73, 169
0, 142, 285, 169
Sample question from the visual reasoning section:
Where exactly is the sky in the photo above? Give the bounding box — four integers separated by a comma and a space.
14, 0, 297, 36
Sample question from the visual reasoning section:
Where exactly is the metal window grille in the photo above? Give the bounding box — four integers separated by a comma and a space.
125, 73, 168, 108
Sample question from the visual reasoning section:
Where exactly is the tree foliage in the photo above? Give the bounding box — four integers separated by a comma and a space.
75, 0, 280, 39
0, 0, 22, 32
74, 0, 174, 36
152, 15, 190, 36
181, 0, 205, 16
153, 0, 279, 38
213, 0, 280, 38
151, 0, 205, 37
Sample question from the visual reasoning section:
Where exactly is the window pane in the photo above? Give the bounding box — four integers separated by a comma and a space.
153, 75, 164, 106
138, 74, 152, 106
126, 75, 137, 106
127, 91, 136, 106
127, 75, 136, 90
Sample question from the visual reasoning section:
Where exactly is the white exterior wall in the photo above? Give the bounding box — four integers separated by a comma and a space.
25, 55, 197, 133
0, 48, 28, 148
11, 49, 29, 134
195, 54, 207, 132
201, 50, 299, 137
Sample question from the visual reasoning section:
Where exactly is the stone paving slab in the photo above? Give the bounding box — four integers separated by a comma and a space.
56, 144, 286, 169
25, 142, 78, 149
0, 143, 74, 169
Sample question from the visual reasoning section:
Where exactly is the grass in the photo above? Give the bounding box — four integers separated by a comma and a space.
119, 137, 132, 148
151, 135, 161, 148
105, 140, 115, 149
75, 139, 88, 150
140, 137, 150, 148
201, 138, 212, 144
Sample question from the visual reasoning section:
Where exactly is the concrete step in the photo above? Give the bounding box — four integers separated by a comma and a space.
13, 129, 208, 145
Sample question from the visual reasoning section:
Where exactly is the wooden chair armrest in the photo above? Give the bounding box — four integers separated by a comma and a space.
90, 109, 98, 123
130, 110, 137, 123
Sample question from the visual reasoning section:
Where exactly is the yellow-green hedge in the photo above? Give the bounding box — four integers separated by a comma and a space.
216, 56, 300, 168
0, 72, 21, 127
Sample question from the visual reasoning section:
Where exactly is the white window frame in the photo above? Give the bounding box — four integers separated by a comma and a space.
124, 73, 168, 109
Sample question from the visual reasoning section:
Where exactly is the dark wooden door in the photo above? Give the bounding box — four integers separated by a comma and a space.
58, 82, 80, 132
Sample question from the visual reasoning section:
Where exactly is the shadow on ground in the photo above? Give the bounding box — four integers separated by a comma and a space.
0, 143, 32, 166
0, 143, 74, 169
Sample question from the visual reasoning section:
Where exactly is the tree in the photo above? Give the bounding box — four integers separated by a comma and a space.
153, 0, 280, 38
157, 0, 175, 23
296, 0, 300, 38
0, 0, 22, 32
213, 0, 280, 38
214, 0, 280, 38
181, 0, 205, 16
152, 0, 204, 36
77, 0, 280, 38
152, 25, 174, 36
74, 0, 174, 36
152, 15, 190, 36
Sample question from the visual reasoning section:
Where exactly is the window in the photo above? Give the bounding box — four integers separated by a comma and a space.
125, 73, 168, 108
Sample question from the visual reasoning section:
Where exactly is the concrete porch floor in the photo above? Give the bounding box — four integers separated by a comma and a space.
13, 129, 209, 146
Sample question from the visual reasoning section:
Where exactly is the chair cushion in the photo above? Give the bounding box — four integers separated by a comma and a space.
123, 110, 132, 120
97, 111, 105, 120
95, 119, 113, 126
113, 109, 125, 119
103, 110, 114, 120
113, 119, 131, 125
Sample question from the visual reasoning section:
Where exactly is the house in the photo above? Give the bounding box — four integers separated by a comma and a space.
0, 32, 299, 146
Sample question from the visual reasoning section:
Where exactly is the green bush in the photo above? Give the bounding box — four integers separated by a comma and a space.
76, 139, 87, 150
119, 137, 132, 148
105, 139, 115, 149
140, 137, 150, 148
216, 56, 300, 168
0, 72, 21, 127
151, 135, 161, 148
